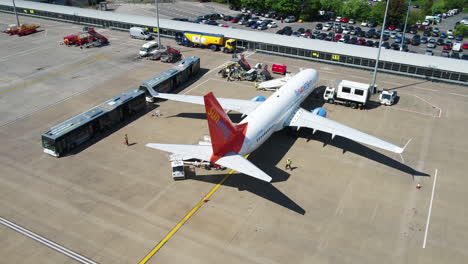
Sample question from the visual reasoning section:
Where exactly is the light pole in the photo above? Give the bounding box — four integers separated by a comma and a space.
400, 0, 412, 51
370, 0, 390, 93
155, 0, 162, 48
12, 0, 20, 27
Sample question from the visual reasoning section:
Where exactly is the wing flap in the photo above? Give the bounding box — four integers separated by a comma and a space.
153, 93, 261, 115
287, 108, 404, 154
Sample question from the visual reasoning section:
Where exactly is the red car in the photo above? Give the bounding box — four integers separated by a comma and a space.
462, 43, 468, 49
357, 38, 365, 45
230, 17, 240, 23
340, 17, 349, 23
388, 24, 395, 31
334, 34, 342, 40
443, 45, 451, 50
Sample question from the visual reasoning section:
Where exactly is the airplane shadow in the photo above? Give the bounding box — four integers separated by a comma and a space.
299, 130, 429, 177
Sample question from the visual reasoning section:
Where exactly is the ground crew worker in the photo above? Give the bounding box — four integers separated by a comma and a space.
254, 81, 259, 89
285, 158, 292, 170
124, 134, 129, 146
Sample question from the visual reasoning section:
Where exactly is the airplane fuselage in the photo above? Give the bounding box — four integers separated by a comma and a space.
239, 69, 319, 155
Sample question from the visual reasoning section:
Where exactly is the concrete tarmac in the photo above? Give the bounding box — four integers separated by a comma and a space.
1, 14, 468, 264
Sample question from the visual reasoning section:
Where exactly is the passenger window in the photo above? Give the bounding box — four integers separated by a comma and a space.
354, 89, 364, 96
342, 87, 351, 93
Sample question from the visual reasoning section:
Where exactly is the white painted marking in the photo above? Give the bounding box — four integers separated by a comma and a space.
0, 216, 98, 264
182, 78, 212, 95
449, 92, 468, 98
423, 169, 438, 248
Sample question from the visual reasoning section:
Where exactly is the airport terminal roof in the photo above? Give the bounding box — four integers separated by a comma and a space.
3, 0, 467, 73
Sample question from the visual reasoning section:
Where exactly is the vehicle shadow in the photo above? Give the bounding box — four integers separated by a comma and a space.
64, 103, 159, 157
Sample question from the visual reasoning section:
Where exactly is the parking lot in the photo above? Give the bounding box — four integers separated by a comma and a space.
115, 1, 466, 57
2, 13, 468, 264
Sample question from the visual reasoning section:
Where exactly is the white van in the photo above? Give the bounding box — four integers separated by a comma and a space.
452, 42, 461, 52
139, 41, 159, 57
130, 27, 152, 40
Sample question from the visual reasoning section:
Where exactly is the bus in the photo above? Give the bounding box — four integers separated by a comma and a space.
41, 89, 146, 157
139, 56, 200, 101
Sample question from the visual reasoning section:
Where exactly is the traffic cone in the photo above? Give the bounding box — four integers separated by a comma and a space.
416, 183, 421, 189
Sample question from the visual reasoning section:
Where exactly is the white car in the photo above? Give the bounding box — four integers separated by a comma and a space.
390, 32, 397, 38
422, 20, 430, 26
335, 16, 342, 22
323, 23, 332, 31
343, 28, 350, 34
349, 19, 355, 24
267, 22, 278, 28
361, 21, 368, 27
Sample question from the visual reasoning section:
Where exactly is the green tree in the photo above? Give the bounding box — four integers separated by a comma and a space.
299, 0, 322, 21
445, 0, 465, 9
341, 0, 371, 21
431, 0, 446, 14
407, 10, 425, 26
421, 0, 434, 15
454, 24, 468, 37
369, 2, 386, 23
320, 0, 343, 13
387, 0, 407, 25
271, 0, 302, 17
240, 0, 264, 11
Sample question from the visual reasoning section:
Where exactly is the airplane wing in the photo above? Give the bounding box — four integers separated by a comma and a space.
152, 93, 262, 115
286, 108, 405, 154
145, 144, 272, 182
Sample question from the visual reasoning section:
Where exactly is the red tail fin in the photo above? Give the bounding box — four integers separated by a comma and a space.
204, 92, 247, 162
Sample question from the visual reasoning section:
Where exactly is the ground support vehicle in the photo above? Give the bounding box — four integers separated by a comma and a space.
160, 46, 182, 63
323, 80, 371, 109
41, 89, 146, 157
139, 41, 159, 57
379, 90, 398, 105
175, 31, 236, 52
130, 27, 152, 40
6, 24, 39, 36
272, 64, 287, 75
63, 27, 108, 48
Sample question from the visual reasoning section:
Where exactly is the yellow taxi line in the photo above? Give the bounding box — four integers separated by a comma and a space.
138, 154, 250, 264
0, 55, 108, 96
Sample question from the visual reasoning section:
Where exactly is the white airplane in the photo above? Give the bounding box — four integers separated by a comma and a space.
146, 69, 406, 182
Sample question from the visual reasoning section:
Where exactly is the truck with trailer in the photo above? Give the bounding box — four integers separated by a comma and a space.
175, 31, 236, 52
323, 80, 371, 109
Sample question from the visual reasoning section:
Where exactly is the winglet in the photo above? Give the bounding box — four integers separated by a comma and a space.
204, 92, 247, 162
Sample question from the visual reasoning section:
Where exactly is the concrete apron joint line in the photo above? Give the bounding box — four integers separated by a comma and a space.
0, 55, 109, 96
0, 216, 99, 264
138, 154, 251, 264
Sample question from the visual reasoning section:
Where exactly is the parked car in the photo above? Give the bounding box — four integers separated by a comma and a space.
425, 49, 433, 56
315, 23, 323, 30
440, 33, 447, 39
204, 20, 218, 26
368, 21, 376, 27
285, 16, 296, 23
323, 23, 332, 31
441, 50, 450, 57
361, 21, 368, 27
421, 37, 428, 44
391, 43, 400, 50
462, 43, 468, 49
450, 52, 460, 59
461, 54, 468, 60
388, 24, 395, 31
437, 38, 445, 45
340, 17, 349, 23
455, 35, 463, 41
427, 42, 436, 48
335, 16, 342, 22
349, 19, 355, 24
257, 23, 268, 30
382, 41, 390, 49
268, 22, 278, 28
